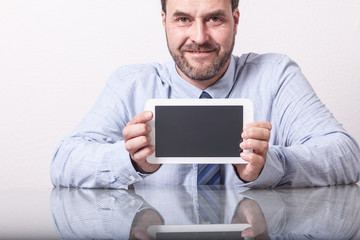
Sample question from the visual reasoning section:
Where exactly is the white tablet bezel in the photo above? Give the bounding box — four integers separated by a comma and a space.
144, 98, 253, 164
147, 224, 253, 239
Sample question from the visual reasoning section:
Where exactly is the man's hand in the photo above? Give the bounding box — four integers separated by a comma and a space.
122, 111, 160, 173
231, 198, 268, 238
130, 209, 164, 240
234, 121, 272, 182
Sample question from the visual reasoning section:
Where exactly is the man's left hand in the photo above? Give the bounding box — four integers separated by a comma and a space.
233, 121, 272, 182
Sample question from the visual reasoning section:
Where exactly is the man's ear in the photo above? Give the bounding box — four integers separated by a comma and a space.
233, 8, 240, 35
161, 10, 166, 27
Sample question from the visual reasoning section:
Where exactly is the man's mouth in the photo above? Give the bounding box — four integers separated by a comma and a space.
180, 42, 219, 57
184, 50, 216, 58
188, 50, 214, 53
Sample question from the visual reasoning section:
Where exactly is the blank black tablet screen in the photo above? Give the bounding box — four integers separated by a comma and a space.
155, 106, 243, 157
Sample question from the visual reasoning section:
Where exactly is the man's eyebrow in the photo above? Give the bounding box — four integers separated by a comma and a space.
171, 10, 228, 18
205, 10, 227, 18
171, 10, 191, 18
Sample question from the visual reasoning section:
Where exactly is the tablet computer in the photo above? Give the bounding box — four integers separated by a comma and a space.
144, 98, 253, 164
147, 224, 253, 240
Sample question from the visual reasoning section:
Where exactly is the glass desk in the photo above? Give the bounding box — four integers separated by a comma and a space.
1, 184, 360, 239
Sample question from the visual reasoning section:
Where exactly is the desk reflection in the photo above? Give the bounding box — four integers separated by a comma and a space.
50, 184, 360, 240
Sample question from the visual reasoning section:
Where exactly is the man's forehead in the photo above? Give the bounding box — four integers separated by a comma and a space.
166, 0, 232, 15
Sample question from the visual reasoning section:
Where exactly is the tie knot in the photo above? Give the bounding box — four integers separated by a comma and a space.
200, 91, 212, 99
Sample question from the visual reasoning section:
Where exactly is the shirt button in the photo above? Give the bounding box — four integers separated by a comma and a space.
129, 175, 136, 181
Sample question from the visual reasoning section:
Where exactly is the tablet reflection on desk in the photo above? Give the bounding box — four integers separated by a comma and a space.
50, 184, 360, 240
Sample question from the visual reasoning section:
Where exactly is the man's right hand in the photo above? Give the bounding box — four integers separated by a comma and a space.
122, 111, 160, 173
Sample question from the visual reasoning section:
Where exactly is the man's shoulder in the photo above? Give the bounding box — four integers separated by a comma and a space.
106, 62, 171, 88
111, 62, 169, 79
233, 52, 291, 67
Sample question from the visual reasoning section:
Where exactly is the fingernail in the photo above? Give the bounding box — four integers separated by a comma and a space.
145, 111, 152, 119
242, 130, 247, 138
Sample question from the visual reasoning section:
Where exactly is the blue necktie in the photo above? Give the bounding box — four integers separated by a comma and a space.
197, 91, 221, 185
198, 185, 222, 224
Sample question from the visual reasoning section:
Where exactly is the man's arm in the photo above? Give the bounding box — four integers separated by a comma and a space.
235, 55, 360, 187
50, 82, 145, 189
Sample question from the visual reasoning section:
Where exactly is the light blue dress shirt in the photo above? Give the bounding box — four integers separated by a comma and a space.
50, 53, 360, 189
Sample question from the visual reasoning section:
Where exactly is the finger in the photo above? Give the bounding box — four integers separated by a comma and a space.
242, 127, 270, 141
240, 151, 265, 167
240, 139, 269, 154
133, 230, 154, 240
131, 146, 159, 173
241, 227, 259, 238
244, 121, 272, 131
234, 163, 262, 183
241, 227, 255, 238
123, 123, 151, 141
131, 145, 155, 162
235, 153, 265, 182
127, 111, 153, 126
125, 136, 152, 154
241, 220, 267, 237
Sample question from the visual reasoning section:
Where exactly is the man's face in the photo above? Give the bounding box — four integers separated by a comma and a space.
162, 0, 239, 82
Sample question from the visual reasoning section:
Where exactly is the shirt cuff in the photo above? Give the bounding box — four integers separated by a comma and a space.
96, 141, 145, 188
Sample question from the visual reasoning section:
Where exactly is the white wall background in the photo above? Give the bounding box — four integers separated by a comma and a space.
0, 0, 359, 190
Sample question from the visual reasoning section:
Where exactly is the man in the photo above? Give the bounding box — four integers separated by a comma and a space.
50, 0, 360, 188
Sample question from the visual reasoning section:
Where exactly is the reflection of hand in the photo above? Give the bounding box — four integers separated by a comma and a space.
234, 121, 272, 182
231, 198, 269, 239
123, 111, 160, 173
130, 209, 164, 240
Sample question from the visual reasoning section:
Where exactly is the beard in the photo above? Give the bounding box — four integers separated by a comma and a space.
167, 35, 235, 81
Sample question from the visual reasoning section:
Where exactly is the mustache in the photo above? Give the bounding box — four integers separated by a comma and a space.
180, 42, 219, 52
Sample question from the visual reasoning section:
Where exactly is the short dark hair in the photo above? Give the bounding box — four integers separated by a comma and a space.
161, 0, 239, 13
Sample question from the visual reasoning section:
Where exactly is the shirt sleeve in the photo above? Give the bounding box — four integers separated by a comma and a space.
243, 55, 360, 188
50, 187, 146, 239
50, 71, 144, 189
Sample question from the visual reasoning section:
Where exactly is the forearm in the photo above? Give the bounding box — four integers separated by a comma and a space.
49, 75, 148, 188
50, 136, 143, 189
244, 131, 360, 188
51, 187, 144, 239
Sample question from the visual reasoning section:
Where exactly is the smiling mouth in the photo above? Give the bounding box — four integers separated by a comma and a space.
181, 42, 219, 55
190, 51, 212, 54
184, 51, 216, 61
186, 50, 215, 55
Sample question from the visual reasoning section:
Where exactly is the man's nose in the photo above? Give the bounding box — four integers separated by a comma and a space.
189, 21, 209, 44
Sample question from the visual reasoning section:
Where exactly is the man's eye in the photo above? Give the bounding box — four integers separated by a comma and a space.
178, 17, 189, 23
210, 17, 221, 22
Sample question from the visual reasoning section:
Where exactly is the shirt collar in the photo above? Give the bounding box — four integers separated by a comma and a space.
205, 55, 235, 99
